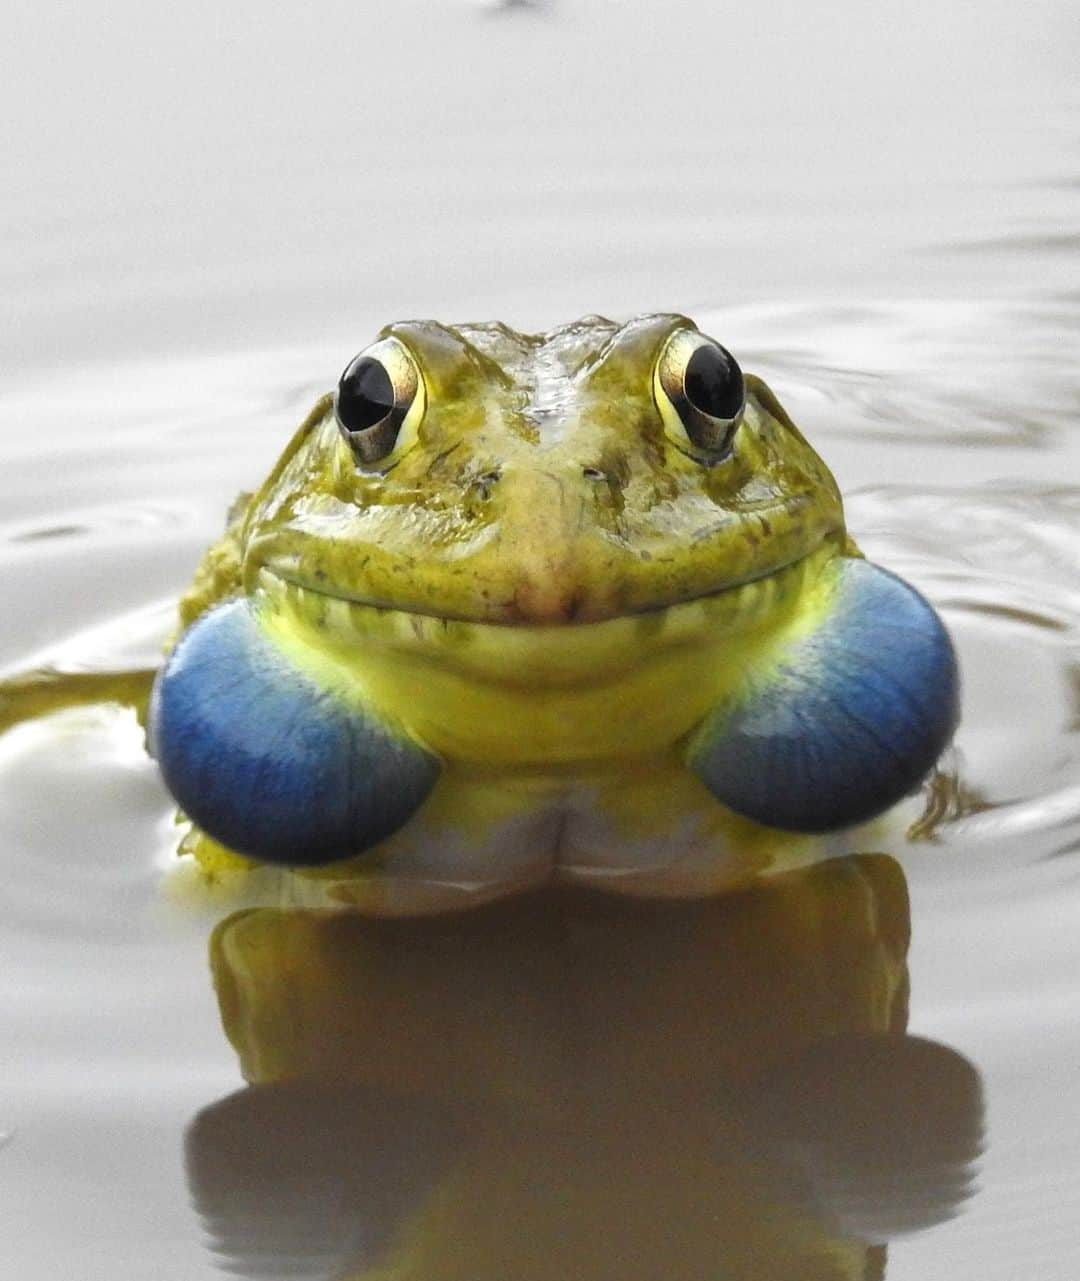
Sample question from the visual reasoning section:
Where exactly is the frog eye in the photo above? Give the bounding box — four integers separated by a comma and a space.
335, 337, 425, 465
654, 330, 745, 459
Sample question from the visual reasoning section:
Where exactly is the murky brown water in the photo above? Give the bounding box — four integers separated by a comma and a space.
3, 1, 1080, 1277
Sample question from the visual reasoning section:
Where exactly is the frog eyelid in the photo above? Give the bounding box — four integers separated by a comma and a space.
653, 329, 746, 462
335, 337, 427, 467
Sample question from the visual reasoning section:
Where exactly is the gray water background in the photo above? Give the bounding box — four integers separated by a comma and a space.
2, 1, 1080, 1276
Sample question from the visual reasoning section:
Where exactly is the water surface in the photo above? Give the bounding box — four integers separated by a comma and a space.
2, 2, 1079, 1277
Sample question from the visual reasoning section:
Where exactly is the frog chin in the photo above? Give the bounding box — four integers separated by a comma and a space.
148, 551, 957, 871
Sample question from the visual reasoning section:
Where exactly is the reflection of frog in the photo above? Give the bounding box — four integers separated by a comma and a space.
0, 318, 958, 909
189, 857, 984, 1280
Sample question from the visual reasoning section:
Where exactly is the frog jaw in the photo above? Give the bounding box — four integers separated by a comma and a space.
148, 554, 957, 870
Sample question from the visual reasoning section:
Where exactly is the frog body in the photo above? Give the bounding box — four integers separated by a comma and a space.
2, 316, 959, 911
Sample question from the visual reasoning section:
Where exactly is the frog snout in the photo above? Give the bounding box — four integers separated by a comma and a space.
491, 464, 620, 623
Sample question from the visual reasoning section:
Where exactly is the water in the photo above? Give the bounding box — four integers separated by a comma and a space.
2, 1, 1079, 1276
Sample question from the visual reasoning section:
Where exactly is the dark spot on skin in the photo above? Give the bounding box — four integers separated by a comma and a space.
566, 589, 588, 621
471, 469, 502, 502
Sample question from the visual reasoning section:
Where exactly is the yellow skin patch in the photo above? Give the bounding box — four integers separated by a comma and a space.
165, 315, 857, 913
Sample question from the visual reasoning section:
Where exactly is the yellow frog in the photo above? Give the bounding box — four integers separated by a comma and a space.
0, 316, 958, 912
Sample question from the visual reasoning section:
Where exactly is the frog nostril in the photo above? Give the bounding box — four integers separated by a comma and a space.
473, 469, 502, 501
582, 466, 606, 482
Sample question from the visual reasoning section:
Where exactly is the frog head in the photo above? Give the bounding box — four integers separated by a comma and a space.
241, 314, 845, 626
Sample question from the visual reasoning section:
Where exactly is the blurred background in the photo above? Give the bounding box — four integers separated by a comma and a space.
2, 2, 1079, 1278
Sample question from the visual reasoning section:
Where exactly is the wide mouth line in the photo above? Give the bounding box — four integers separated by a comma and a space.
252, 543, 828, 629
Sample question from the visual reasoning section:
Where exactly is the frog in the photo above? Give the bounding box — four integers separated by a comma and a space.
0, 315, 958, 912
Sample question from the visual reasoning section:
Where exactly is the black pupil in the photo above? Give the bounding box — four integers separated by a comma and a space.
683, 344, 744, 421
338, 357, 396, 432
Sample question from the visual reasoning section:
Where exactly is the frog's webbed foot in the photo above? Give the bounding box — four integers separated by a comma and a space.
688, 558, 959, 833
0, 667, 157, 737
150, 601, 440, 868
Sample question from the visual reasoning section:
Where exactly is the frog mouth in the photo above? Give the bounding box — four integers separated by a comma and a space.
241, 478, 847, 626
249, 534, 842, 633
247, 544, 840, 694
153, 545, 958, 871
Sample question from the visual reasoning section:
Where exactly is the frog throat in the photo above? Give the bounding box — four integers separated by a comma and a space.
148, 550, 958, 868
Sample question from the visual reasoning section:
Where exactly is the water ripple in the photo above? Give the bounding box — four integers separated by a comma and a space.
2, 501, 191, 547
849, 484, 1080, 857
